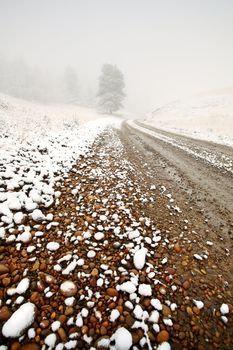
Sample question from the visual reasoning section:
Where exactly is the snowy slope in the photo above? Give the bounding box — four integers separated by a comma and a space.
144, 93, 233, 147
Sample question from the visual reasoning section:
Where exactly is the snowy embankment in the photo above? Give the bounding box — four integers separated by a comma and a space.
0, 93, 116, 234
144, 93, 233, 147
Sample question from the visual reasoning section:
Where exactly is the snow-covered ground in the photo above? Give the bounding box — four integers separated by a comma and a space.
0, 93, 119, 232
144, 93, 233, 147
0, 93, 106, 132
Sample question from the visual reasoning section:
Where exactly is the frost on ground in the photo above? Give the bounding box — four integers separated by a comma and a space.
144, 93, 233, 147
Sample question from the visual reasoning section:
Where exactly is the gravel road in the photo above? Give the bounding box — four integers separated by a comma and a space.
124, 120, 233, 233
1, 123, 233, 350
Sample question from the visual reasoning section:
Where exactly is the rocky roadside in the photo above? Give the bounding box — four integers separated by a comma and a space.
0, 127, 233, 349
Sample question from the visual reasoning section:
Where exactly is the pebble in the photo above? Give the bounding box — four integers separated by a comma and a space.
174, 243, 182, 253
91, 268, 99, 277
90, 277, 97, 287
2, 277, 11, 286
143, 298, 151, 307
157, 330, 170, 343
44, 274, 56, 284
40, 320, 50, 329
60, 281, 77, 297
30, 292, 40, 304
0, 264, 9, 274
19, 344, 40, 350
125, 314, 135, 327
40, 261, 47, 271
65, 307, 74, 316
162, 305, 171, 317
58, 327, 67, 342
165, 267, 176, 275
178, 331, 186, 340
186, 306, 193, 316
0, 306, 11, 321
82, 325, 89, 334
193, 306, 201, 315
58, 315, 67, 324
106, 288, 118, 297
183, 280, 191, 290
132, 329, 144, 344
100, 326, 107, 335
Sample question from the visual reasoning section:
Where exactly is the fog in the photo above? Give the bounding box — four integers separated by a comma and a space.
0, 0, 233, 115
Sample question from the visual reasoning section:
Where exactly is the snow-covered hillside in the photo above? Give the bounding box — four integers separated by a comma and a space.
144, 93, 233, 147
0, 93, 103, 129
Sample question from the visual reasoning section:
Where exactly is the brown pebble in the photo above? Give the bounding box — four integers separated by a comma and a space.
106, 288, 118, 297
162, 305, 171, 317
58, 315, 67, 324
90, 277, 97, 287
174, 243, 182, 253
157, 330, 169, 343
65, 307, 74, 316
9, 263, 16, 273
91, 268, 99, 277
0, 264, 9, 275
2, 277, 11, 286
10, 342, 20, 350
108, 302, 116, 309
178, 331, 186, 340
132, 329, 144, 344
82, 325, 89, 334
100, 326, 107, 335
165, 267, 176, 275
148, 331, 156, 342
143, 298, 151, 307
125, 314, 135, 327
45, 274, 55, 284
89, 328, 95, 337
186, 306, 193, 316
19, 344, 40, 350
30, 292, 40, 303
51, 312, 56, 319
32, 260, 40, 271
40, 319, 50, 329
90, 316, 97, 324
193, 306, 201, 315
0, 306, 11, 321
37, 280, 45, 292
102, 321, 109, 328
58, 327, 68, 342
13, 275, 20, 283
183, 280, 191, 290
139, 275, 146, 283
40, 261, 47, 271
116, 305, 123, 314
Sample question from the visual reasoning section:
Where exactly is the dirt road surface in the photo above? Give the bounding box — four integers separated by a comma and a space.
1, 122, 233, 349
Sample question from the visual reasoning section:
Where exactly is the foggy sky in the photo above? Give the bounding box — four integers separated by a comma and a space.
0, 0, 233, 114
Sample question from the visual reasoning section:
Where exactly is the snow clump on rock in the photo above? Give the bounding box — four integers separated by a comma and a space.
2, 302, 36, 338
110, 327, 133, 350
133, 247, 147, 270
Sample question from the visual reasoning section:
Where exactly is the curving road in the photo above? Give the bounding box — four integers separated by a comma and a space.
121, 120, 233, 236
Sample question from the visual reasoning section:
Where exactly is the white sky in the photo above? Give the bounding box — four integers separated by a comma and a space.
0, 0, 233, 114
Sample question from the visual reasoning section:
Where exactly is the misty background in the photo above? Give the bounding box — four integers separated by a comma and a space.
0, 0, 233, 115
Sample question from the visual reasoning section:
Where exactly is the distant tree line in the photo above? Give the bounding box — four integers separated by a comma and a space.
0, 55, 125, 113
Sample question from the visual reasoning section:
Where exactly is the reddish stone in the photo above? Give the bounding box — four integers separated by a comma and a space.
106, 288, 118, 297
